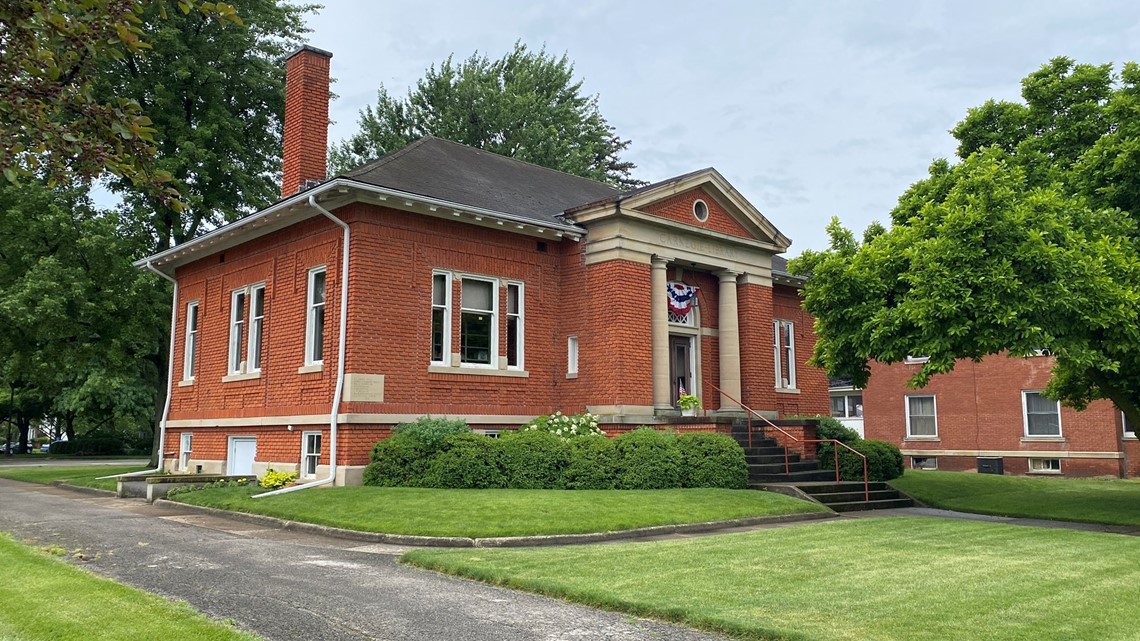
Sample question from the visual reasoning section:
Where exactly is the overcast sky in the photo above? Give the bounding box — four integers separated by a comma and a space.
303, 1, 1139, 256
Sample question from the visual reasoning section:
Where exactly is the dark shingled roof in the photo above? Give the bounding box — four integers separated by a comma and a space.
341, 136, 618, 227
772, 255, 790, 274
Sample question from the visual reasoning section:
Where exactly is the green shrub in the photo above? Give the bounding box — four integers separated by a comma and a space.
422, 433, 506, 489
391, 416, 470, 449
838, 439, 904, 482
363, 431, 434, 486
49, 437, 125, 455
810, 415, 862, 469
499, 430, 571, 489
614, 428, 682, 489
522, 411, 605, 438
562, 436, 619, 489
259, 468, 298, 489
677, 432, 748, 489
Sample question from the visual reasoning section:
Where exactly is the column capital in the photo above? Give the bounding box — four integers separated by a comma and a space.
717, 269, 741, 283
650, 255, 673, 268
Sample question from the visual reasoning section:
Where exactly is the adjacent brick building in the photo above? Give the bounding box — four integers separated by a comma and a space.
858, 355, 1140, 478
138, 46, 828, 484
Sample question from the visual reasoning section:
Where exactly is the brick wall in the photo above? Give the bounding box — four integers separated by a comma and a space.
772, 285, 829, 418
641, 187, 754, 239
864, 354, 1132, 477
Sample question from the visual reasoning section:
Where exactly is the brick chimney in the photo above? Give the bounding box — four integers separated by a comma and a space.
282, 45, 333, 198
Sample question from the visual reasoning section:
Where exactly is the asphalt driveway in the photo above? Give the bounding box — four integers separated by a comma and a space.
0, 479, 727, 641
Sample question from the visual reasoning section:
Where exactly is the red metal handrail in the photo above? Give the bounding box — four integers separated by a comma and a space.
711, 385, 869, 502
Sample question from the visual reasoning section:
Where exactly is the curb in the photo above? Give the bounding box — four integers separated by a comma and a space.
153, 499, 838, 548
54, 482, 117, 498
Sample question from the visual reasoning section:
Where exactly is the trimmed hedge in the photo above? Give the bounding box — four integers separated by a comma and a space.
500, 430, 570, 489
678, 432, 747, 489
614, 428, 682, 490
363, 432, 433, 487
422, 433, 506, 489
48, 437, 125, 455
563, 436, 618, 490
837, 439, 904, 482
391, 416, 470, 448
813, 415, 862, 469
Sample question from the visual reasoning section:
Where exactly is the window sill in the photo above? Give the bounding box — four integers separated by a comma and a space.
177, 379, 195, 388
566, 372, 578, 379
1028, 470, 1063, 475
1021, 437, 1065, 443
1124, 434, 1138, 441
427, 365, 529, 378
904, 436, 940, 442
297, 363, 323, 375
774, 387, 800, 395
221, 371, 260, 383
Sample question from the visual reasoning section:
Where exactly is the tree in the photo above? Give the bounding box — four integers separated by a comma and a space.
792, 57, 1140, 429
0, 0, 240, 203
329, 42, 643, 189
98, 0, 317, 251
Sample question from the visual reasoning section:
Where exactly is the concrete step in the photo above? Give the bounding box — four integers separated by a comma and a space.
793, 481, 891, 494
748, 460, 822, 476
827, 498, 915, 512
740, 446, 793, 458
749, 469, 837, 484
804, 489, 902, 504
745, 453, 799, 465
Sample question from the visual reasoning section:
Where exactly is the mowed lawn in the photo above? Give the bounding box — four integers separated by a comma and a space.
406, 517, 1140, 641
169, 486, 827, 538
0, 465, 147, 491
891, 470, 1140, 527
0, 534, 259, 641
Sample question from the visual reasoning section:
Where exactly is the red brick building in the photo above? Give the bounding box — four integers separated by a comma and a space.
137, 46, 827, 484
858, 355, 1140, 478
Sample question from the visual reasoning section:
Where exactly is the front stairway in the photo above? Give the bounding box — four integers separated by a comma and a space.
730, 420, 914, 512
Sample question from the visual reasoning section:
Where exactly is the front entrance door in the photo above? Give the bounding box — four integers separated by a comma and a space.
669, 335, 694, 406
227, 437, 257, 475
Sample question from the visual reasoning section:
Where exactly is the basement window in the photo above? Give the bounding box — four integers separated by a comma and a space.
911, 456, 937, 470
1028, 458, 1061, 473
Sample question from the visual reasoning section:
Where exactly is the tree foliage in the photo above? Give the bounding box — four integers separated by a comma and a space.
792, 57, 1140, 428
329, 42, 642, 189
0, 0, 240, 203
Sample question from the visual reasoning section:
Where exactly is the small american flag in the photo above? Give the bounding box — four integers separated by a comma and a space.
678, 380, 687, 396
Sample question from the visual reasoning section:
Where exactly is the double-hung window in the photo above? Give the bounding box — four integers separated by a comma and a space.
178, 433, 192, 472
1023, 391, 1061, 437
227, 284, 264, 376
1124, 412, 1136, 438
906, 395, 937, 437
506, 282, 523, 369
183, 301, 199, 381
460, 277, 496, 366
830, 393, 863, 419
567, 335, 579, 377
305, 267, 326, 366
301, 431, 321, 479
773, 320, 796, 389
431, 272, 452, 364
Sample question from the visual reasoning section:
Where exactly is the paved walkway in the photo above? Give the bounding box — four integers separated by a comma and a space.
840, 505, 1140, 536
0, 479, 727, 641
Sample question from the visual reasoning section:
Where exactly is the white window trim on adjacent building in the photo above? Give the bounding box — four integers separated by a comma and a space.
178, 432, 192, 472
905, 395, 938, 438
1123, 411, 1136, 439
301, 431, 321, 479
430, 271, 452, 365
773, 319, 796, 389
506, 281, 524, 370
830, 391, 863, 419
247, 284, 265, 373
459, 275, 498, 368
228, 288, 247, 375
567, 335, 579, 378
226, 284, 265, 377
183, 301, 199, 382
1022, 390, 1062, 438
305, 266, 327, 367
904, 355, 931, 364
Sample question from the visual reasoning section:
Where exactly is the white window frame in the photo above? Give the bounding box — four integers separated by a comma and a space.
459, 275, 498, 368
228, 288, 248, 375
183, 301, 199, 382
1022, 390, 1062, 438
1123, 411, 1136, 438
178, 432, 192, 472
905, 355, 931, 364
773, 319, 796, 389
247, 284, 265, 373
305, 266, 327, 366
567, 335, 579, 377
300, 431, 321, 479
506, 281, 524, 370
430, 271, 452, 365
830, 392, 863, 419
905, 395, 938, 438
911, 456, 937, 470
1028, 458, 1062, 473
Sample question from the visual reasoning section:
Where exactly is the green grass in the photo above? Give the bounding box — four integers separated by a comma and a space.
0, 533, 259, 641
405, 517, 1140, 641
168, 486, 827, 538
0, 465, 148, 491
891, 470, 1140, 527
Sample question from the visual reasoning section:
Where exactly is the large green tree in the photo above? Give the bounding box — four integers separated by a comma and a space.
329, 42, 642, 189
792, 58, 1140, 428
99, 0, 318, 250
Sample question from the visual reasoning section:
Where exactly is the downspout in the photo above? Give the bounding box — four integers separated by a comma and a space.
255, 194, 349, 497
101, 261, 178, 479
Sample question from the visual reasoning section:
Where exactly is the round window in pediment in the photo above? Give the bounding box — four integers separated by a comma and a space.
693, 199, 709, 222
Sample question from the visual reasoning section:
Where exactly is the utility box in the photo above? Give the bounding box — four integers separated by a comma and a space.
977, 457, 1004, 475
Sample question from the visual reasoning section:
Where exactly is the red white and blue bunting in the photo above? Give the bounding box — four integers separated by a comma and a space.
667, 281, 699, 315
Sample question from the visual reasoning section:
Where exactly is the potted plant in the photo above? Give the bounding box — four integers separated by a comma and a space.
678, 394, 701, 417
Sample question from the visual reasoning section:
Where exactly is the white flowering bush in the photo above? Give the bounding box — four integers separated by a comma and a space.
522, 411, 605, 439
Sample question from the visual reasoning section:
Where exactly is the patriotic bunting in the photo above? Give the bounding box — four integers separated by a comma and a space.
667, 281, 699, 315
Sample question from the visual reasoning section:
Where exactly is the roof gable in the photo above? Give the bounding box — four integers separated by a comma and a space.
640, 187, 755, 239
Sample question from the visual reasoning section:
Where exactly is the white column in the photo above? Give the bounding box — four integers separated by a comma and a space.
718, 270, 742, 411
651, 255, 672, 411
